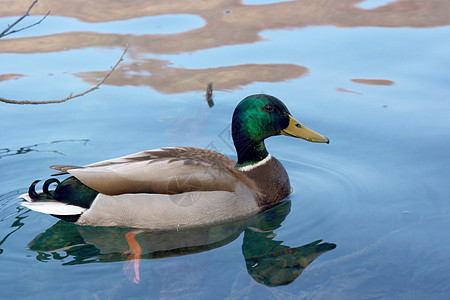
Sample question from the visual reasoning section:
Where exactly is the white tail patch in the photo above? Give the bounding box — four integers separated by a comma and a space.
21, 201, 86, 215
20, 193, 33, 202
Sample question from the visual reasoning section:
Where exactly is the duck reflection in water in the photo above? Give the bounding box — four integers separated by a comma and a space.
28, 200, 335, 286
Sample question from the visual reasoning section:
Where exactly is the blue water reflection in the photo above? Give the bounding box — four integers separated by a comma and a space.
0, 14, 205, 37
356, 0, 398, 9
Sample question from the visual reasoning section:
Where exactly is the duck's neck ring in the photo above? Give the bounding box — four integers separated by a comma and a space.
237, 154, 272, 172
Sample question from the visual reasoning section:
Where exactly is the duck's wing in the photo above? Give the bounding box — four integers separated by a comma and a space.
50, 147, 243, 195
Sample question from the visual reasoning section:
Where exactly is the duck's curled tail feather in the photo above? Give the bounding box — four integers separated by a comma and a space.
28, 178, 61, 201
22, 176, 99, 221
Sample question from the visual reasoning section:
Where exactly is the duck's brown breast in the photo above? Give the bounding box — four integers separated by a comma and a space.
237, 155, 291, 208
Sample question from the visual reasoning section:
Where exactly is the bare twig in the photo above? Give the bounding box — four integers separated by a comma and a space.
0, 46, 128, 105
0, 0, 50, 38
0, 1, 127, 105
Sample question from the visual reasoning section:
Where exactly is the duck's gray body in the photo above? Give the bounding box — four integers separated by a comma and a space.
22, 147, 289, 229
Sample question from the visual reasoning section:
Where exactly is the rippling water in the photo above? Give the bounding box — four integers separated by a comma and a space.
1, 0, 449, 299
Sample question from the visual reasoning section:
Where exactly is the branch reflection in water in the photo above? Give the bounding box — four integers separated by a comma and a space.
26, 200, 335, 286
0, 139, 89, 159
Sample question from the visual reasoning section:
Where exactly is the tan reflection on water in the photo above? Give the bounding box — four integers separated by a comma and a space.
1, 0, 449, 54
1, 0, 447, 93
76, 60, 308, 94
336, 87, 363, 95
351, 79, 395, 86
0, 73, 26, 82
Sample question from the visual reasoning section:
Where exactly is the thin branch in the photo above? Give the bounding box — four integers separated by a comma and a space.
2, 11, 50, 38
0, 46, 128, 105
0, 0, 50, 38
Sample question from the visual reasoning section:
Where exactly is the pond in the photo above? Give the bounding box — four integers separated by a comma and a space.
1, 0, 449, 299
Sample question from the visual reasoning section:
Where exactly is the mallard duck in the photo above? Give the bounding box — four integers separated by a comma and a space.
22, 94, 329, 229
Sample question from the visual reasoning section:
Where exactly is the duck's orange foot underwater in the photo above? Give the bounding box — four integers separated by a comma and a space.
122, 232, 143, 284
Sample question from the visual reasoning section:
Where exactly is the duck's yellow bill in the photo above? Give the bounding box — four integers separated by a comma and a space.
280, 115, 329, 143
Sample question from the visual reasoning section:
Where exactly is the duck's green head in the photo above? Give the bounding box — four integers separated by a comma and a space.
232, 94, 329, 166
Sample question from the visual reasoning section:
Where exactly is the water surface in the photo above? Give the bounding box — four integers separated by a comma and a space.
1, 0, 449, 299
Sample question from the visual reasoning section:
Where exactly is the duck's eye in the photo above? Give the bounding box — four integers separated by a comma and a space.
263, 105, 274, 113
